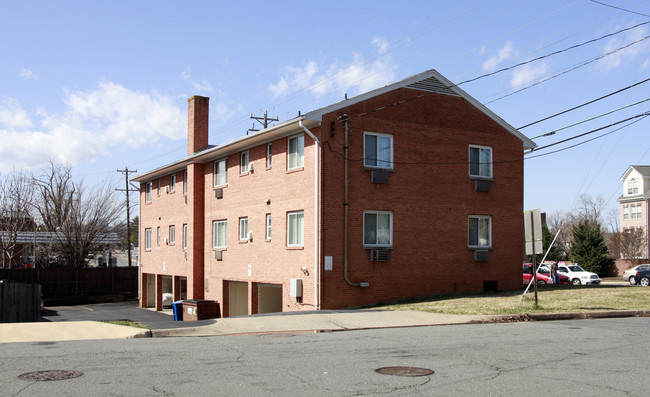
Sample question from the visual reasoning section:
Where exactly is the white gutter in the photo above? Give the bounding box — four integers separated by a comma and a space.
299, 120, 320, 310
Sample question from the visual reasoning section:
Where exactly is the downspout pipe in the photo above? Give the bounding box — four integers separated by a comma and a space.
342, 115, 369, 288
299, 120, 320, 310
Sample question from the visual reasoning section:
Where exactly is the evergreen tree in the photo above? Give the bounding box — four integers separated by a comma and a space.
541, 223, 563, 262
570, 219, 613, 276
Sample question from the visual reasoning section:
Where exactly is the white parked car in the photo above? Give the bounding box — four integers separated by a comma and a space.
162, 293, 173, 307
557, 264, 601, 285
622, 264, 650, 285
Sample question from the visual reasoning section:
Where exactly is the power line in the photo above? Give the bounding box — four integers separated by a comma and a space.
589, 0, 650, 18
519, 76, 650, 129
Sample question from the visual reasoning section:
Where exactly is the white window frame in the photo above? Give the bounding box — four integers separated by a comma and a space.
287, 210, 304, 247
631, 205, 642, 219
239, 217, 249, 241
183, 224, 188, 250
241, 151, 250, 174
183, 170, 188, 195
623, 206, 629, 220
364, 132, 393, 170
628, 179, 638, 195
363, 211, 393, 248
157, 226, 161, 246
469, 145, 493, 179
157, 178, 161, 196
267, 142, 273, 168
287, 134, 304, 170
468, 215, 492, 249
266, 214, 272, 240
169, 225, 176, 245
145, 228, 152, 250
212, 220, 227, 249
145, 182, 152, 203
170, 174, 176, 192
214, 158, 227, 187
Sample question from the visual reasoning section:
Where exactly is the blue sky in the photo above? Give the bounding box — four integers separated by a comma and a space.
1, 1, 649, 223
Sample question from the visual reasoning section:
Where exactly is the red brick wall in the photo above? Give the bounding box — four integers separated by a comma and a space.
318, 88, 524, 308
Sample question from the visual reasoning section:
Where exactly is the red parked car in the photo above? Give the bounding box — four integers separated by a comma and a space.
523, 263, 570, 285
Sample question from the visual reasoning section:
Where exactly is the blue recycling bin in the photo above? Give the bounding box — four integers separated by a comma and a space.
172, 301, 184, 321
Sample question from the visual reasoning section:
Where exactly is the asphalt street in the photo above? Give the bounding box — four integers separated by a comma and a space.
2, 316, 648, 396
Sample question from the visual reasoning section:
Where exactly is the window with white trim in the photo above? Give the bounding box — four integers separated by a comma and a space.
469, 145, 493, 179
628, 178, 638, 195
145, 182, 152, 203
267, 143, 272, 168
169, 225, 176, 245
183, 224, 188, 250
145, 228, 152, 250
239, 217, 249, 241
157, 227, 161, 246
241, 151, 250, 174
266, 214, 272, 240
288, 134, 304, 169
623, 206, 629, 220
468, 215, 491, 248
631, 204, 642, 219
287, 211, 304, 246
364, 132, 393, 170
213, 220, 227, 249
363, 211, 393, 247
170, 174, 176, 192
214, 158, 227, 187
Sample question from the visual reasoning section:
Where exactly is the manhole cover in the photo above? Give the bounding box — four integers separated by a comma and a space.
375, 366, 434, 377
18, 370, 84, 381
258, 333, 295, 338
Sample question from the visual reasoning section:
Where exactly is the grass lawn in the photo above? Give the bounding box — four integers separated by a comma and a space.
374, 281, 650, 316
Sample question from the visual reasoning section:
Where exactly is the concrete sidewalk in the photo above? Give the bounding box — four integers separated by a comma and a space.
2, 309, 647, 344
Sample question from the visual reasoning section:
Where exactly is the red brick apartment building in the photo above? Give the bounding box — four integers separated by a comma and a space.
133, 69, 536, 316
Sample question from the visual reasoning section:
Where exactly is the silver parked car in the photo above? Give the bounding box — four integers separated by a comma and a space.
623, 264, 650, 285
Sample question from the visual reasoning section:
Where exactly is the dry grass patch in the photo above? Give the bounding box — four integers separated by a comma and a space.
375, 285, 650, 315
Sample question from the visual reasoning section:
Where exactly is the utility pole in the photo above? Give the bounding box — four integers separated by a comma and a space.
116, 168, 139, 267
247, 111, 279, 135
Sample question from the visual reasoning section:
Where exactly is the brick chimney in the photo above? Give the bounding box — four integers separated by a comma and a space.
187, 96, 209, 155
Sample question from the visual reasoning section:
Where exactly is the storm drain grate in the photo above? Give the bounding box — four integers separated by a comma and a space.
375, 366, 434, 377
18, 370, 84, 382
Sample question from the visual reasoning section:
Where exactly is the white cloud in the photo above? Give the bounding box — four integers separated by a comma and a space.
482, 42, 517, 72
267, 38, 396, 100
0, 97, 33, 129
597, 26, 649, 73
0, 82, 185, 172
510, 61, 549, 88
19, 68, 37, 80
181, 69, 213, 93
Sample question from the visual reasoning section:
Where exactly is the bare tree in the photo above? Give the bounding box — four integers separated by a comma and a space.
0, 170, 36, 268
610, 228, 647, 260
33, 162, 125, 268
545, 210, 575, 258
574, 194, 608, 224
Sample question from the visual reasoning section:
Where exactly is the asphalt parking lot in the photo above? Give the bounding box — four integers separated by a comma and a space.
42, 300, 217, 329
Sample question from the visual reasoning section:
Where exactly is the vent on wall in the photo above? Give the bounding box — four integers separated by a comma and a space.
215, 188, 223, 199
474, 250, 489, 262
370, 249, 390, 261
215, 251, 223, 261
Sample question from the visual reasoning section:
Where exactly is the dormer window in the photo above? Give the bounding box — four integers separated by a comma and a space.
627, 178, 638, 195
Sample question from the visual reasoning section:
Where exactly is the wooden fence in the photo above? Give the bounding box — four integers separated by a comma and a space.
0, 281, 41, 323
0, 267, 138, 301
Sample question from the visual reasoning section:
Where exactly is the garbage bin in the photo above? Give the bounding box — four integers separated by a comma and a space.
182, 299, 220, 321
172, 301, 184, 321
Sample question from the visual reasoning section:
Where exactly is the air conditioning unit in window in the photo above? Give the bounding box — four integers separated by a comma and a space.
371, 170, 389, 184
370, 249, 389, 261
164, 237, 169, 245
215, 188, 223, 199
474, 250, 489, 262
475, 180, 490, 192
215, 251, 223, 261
165, 186, 169, 194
